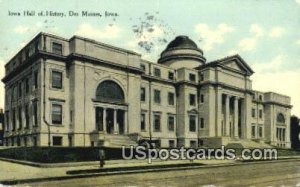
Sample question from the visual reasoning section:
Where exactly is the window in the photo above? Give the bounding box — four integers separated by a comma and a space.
259, 109, 263, 118
52, 42, 63, 55
52, 136, 63, 146
33, 102, 38, 126
189, 73, 196, 82
251, 125, 256, 138
259, 126, 263, 138
18, 82, 22, 98
154, 90, 161, 104
141, 113, 146, 131
153, 114, 161, 132
200, 118, 204, 129
189, 115, 196, 132
252, 108, 256, 118
169, 140, 175, 148
200, 94, 204, 103
24, 137, 28, 147
25, 78, 29, 94
96, 80, 125, 103
168, 115, 175, 131
68, 135, 73, 147
140, 87, 146, 102
198, 139, 204, 147
25, 105, 29, 129
154, 68, 161, 77
52, 104, 62, 124
12, 109, 16, 131
189, 94, 196, 106
52, 71, 62, 89
33, 136, 37, 146
190, 140, 197, 148
277, 113, 285, 123
168, 72, 174, 80
34, 71, 38, 89
140, 64, 146, 71
18, 107, 22, 129
259, 95, 263, 101
200, 73, 204, 81
168, 92, 174, 105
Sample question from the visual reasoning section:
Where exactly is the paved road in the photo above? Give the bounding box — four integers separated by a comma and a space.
24, 160, 300, 187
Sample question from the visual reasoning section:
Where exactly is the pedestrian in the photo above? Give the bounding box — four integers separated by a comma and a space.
99, 146, 106, 168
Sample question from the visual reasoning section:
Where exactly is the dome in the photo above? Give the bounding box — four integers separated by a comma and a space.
165, 35, 200, 52
158, 35, 206, 68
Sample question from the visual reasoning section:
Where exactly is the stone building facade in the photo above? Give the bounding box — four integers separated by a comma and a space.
1, 33, 292, 148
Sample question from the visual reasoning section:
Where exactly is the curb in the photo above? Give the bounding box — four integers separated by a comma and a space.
1, 158, 300, 185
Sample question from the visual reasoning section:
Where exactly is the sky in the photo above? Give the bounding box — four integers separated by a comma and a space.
0, 0, 300, 115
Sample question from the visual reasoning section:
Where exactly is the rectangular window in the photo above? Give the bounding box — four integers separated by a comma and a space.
18, 107, 22, 129
33, 136, 37, 146
259, 109, 263, 118
168, 72, 174, 80
25, 105, 29, 129
168, 92, 174, 105
52, 71, 63, 89
34, 71, 38, 89
52, 42, 63, 55
25, 78, 29, 94
190, 140, 197, 148
168, 115, 175, 131
154, 89, 161, 104
251, 125, 256, 138
259, 95, 263, 101
140, 87, 146, 102
189, 73, 196, 82
154, 68, 161, 77
252, 108, 256, 118
189, 94, 196, 106
18, 82, 22, 98
140, 64, 146, 71
169, 140, 175, 148
259, 126, 263, 138
200, 73, 204, 81
52, 136, 63, 146
153, 114, 161, 132
12, 109, 16, 131
141, 113, 146, 131
52, 104, 62, 125
68, 135, 73, 147
33, 102, 38, 126
189, 115, 196, 132
200, 94, 204, 103
200, 118, 204, 129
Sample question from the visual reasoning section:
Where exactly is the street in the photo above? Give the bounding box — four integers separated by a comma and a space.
24, 160, 300, 187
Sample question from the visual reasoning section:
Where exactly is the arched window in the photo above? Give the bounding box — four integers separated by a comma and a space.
96, 80, 124, 103
277, 113, 285, 123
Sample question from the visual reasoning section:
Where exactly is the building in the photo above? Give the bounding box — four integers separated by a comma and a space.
1, 33, 292, 148
0, 108, 3, 145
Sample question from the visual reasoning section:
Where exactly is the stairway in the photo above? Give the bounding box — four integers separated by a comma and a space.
104, 134, 138, 148
226, 139, 273, 149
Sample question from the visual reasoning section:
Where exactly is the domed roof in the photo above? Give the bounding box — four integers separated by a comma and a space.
165, 35, 199, 51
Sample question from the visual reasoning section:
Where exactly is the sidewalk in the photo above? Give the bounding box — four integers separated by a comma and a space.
0, 158, 234, 182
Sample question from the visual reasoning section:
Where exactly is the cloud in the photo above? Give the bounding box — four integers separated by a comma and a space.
296, 39, 300, 45
252, 55, 300, 115
250, 24, 264, 37
252, 69, 300, 116
194, 23, 234, 51
227, 49, 238, 56
252, 55, 284, 73
269, 27, 285, 38
14, 26, 29, 34
296, 0, 300, 4
238, 37, 257, 51
75, 23, 121, 40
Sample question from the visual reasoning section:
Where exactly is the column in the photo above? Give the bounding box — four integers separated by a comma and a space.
234, 97, 239, 138
103, 108, 107, 133
124, 110, 128, 134
113, 109, 118, 134
216, 88, 222, 137
225, 95, 230, 136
